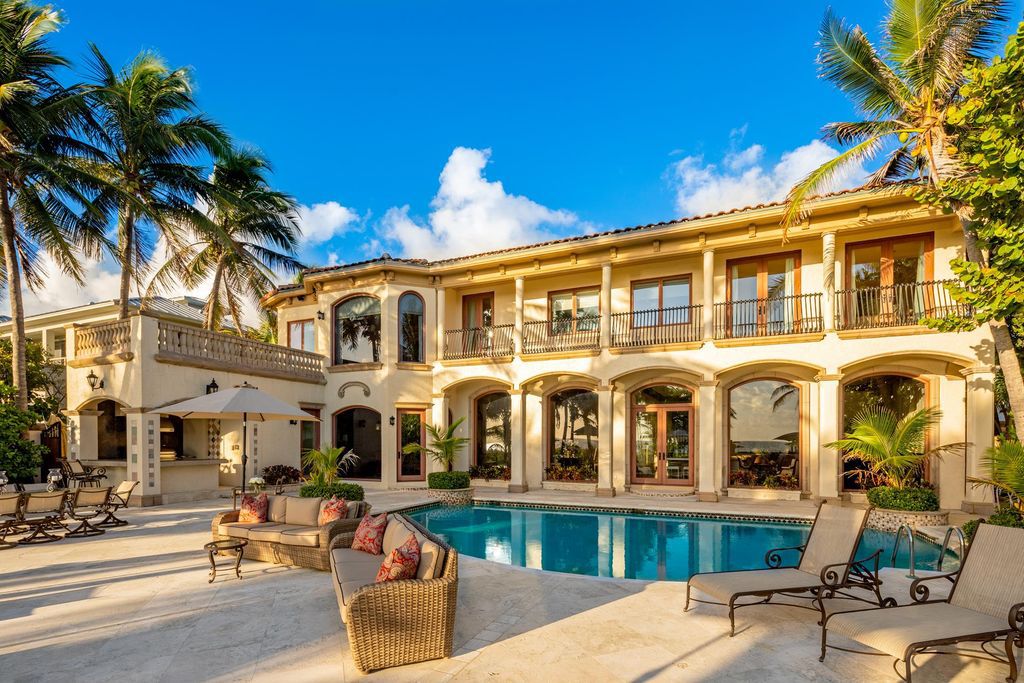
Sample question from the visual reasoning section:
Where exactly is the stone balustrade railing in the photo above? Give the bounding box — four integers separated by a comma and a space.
74, 319, 133, 359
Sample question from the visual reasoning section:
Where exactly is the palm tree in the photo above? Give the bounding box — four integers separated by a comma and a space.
0, 2, 109, 410
149, 146, 302, 333
970, 441, 1024, 510
86, 46, 228, 320
403, 417, 469, 472
784, 1, 1024, 434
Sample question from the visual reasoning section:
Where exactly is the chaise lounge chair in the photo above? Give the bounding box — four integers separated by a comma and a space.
97, 480, 139, 527
685, 502, 886, 636
820, 523, 1024, 683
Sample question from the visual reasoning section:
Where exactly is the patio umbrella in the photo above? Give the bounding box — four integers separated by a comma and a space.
158, 382, 315, 494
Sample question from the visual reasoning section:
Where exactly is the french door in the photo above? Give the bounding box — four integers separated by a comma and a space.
726, 253, 800, 337
396, 409, 426, 482
461, 292, 494, 355
631, 404, 693, 486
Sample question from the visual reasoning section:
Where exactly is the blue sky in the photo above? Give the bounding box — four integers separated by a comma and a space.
31, 0, 1023, 313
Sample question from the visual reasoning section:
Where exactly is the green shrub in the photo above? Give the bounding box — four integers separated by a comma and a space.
468, 464, 511, 481
962, 506, 1024, 542
0, 402, 46, 482
866, 485, 940, 511
427, 471, 470, 489
299, 482, 365, 501
544, 463, 598, 482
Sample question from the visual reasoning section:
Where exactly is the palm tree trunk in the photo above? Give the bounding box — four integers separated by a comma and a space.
204, 260, 225, 330
0, 186, 28, 411
226, 288, 246, 336
117, 210, 134, 319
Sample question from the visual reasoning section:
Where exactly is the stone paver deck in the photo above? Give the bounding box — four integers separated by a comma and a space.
0, 491, 1011, 682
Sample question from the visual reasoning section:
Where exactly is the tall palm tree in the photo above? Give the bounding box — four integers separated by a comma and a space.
784, 1, 1024, 434
149, 146, 303, 333
0, 1, 109, 410
86, 46, 228, 320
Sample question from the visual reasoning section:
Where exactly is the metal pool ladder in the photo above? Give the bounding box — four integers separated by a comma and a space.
937, 526, 965, 572
892, 524, 917, 578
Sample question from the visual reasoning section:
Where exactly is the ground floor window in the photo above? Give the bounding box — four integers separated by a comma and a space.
728, 380, 800, 489
397, 409, 426, 481
547, 388, 598, 481
334, 407, 382, 480
474, 392, 511, 474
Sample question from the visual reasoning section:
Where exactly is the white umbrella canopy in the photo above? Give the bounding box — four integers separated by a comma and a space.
159, 382, 317, 493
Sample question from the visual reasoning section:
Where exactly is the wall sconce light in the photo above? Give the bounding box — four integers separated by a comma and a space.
317, 310, 325, 320
389, 416, 396, 426
86, 369, 104, 391
206, 378, 219, 394
289, 419, 298, 426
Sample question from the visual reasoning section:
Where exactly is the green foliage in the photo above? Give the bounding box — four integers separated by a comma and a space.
427, 471, 470, 490
298, 482, 365, 501
0, 400, 47, 481
969, 440, 1024, 510
468, 464, 511, 481
544, 463, 597, 482
866, 485, 940, 512
261, 464, 300, 485
403, 417, 469, 473
0, 339, 64, 418
962, 506, 1024, 542
301, 445, 359, 488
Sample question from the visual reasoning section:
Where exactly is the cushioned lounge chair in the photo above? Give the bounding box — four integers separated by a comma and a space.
98, 480, 139, 527
821, 523, 1024, 683
686, 502, 886, 635
0, 492, 24, 548
19, 490, 68, 544
65, 487, 111, 537
63, 459, 106, 487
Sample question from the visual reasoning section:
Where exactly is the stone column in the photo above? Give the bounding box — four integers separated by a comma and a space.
702, 249, 715, 340
508, 389, 528, 493
961, 367, 997, 512
514, 277, 524, 356
63, 409, 100, 462
697, 380, 719, 501
600, 263, 612, 349
822, 232, 837, 332
429, 393, 449, 475
597, 383, 615, 497
523, 390, 545, 488
435, 288, 446, 361
125, 409, 162, 505
816, 374, 842, 501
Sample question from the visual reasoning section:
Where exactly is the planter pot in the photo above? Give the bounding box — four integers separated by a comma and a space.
867, 507, 949, 532
426, 487, 474, 505
541, 481, 596, 492
726, 487, 803, 501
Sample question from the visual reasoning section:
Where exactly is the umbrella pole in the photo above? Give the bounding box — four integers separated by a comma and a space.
241, 412, 248, 495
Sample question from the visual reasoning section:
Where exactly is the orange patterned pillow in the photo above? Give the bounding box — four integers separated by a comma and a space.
238, 493, 268, 523
351, 513, 388, 554
375, 533, 421, 582
319, 496, 348, 525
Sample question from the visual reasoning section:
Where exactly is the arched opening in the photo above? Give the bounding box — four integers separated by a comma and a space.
841, 374, 926, 490
334, 407, 382, 480
727, 380, 800, 489
547, 387, 599, 482
631, 384, 694, 486
398, 292, 425, 363
95, 399, 127, 461
333, 295, 381, 365
474, 391, 511, 473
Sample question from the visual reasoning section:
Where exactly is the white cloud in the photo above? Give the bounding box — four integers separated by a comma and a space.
669, 139, 868, 217
295, 201, 360, 244
381, 147, 579, 260
19, 253, 123, 316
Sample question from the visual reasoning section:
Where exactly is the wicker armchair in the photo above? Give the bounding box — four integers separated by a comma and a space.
329, 514, 459, 673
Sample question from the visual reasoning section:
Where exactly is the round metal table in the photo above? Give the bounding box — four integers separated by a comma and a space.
203, 539, 247, 583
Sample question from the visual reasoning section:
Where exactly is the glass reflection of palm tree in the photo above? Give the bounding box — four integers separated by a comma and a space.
482, 394, 511, 467
337, 314, 381, 363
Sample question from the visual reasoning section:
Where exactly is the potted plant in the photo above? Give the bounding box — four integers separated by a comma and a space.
298, 445, 365, 501
961, 441, 1024, 541
404, 417, 472, 504
828, 406, 962, 531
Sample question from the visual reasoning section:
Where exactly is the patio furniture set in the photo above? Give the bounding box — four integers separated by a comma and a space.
0, 480, 138, 547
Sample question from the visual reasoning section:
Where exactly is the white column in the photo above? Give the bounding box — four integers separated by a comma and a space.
435, 288, 446, 361
40, 327, 52, 355
702, 249, 714, 340
126, 409, 162, 505
697, 380, 718, 501
817, 374, 842, 501
508, 389, 528, 492
429, 393, 449, 475
961, 368, 996, 511
822, 232, 837, 332
524, 390, 545, 488
64, 409, 100, 462
514, 277, 524, 356
600, 263, 612, 349
597, 383, 614, 497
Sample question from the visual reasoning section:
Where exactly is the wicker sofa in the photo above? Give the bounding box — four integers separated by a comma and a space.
211, 495, 371, 571
330, 513, 459, 673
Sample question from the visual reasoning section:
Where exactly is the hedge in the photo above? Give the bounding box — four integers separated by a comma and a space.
866, 485, 939, 512
299, 482, 365, 501
428, 471, 471, 489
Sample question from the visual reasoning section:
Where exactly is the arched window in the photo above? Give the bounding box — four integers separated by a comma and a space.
333, 296, 381, 365
842, 374, 925, 489
475, 392, 511, 469
728, 380, 800, 489
398, 292, 425, 363
334, 407, 382, 480
548, 388, 598, 482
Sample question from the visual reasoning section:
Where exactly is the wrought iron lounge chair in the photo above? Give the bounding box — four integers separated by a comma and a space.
65, 487, 111, 537
97, 480, 139, 527
63, 459, 106, 487
0, 492, 23, 548
19, 490, 68, 544
685, 502, 886, 636
820, 523, 1024, 683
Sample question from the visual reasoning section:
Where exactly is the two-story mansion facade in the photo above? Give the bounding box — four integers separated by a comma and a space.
264, 186, 997, 512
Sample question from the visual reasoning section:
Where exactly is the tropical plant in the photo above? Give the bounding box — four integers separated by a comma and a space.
962, 506, 1024, 541
301, 444, 359, 488
827, 406, 963, 490
261, 463, 300, 485
426, 471, 470, 490
969, 440, 1024, 510
403, 417, 469, 473
784, 1, 1024, 435
148, 146, 302, 333
0, 387, 46, 481
86, 46, 228, 320
0, 338, 65, 417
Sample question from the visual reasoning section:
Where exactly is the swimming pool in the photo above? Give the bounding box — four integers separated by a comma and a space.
407, 503, 955, 582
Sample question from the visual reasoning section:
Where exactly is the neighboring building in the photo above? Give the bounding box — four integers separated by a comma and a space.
263, 186, 997, 513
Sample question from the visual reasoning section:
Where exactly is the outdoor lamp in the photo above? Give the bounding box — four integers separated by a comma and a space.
316, 310, 325, 320
206, 378, 219, 394
46, 468, 62, 491
389, 416, 396, 426
86, 369, 104, 391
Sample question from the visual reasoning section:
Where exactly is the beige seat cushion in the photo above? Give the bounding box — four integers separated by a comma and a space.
218, 522, 277, 539
285, 497, 322, 527
382, 514, 414, 555
279, 526, 321, 548
331, 547, 387, 622
249, 523, 309, 543
827, 602, 1007, 659
266, 495, 288, 523
688, 568, 822, 603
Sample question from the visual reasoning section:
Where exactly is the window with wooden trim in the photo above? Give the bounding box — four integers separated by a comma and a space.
549, 287, 599, 333
631, 276, 691, 327
288, 319, 315, 352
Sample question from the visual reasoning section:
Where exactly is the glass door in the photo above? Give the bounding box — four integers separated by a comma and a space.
632, 410, 659, 483
630, 405, 693, 485
462, 293, 494, 355
663, 410, 691, 483
397, 409, 426, 481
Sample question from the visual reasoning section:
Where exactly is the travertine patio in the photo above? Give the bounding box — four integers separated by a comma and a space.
0, 491, 1011, 682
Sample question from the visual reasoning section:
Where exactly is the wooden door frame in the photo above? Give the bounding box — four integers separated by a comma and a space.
844, 232, 935, 290
629, 274, 692, 328
396, 408, 427, 482
629, 401, 695, 486
461, 292, 494, 329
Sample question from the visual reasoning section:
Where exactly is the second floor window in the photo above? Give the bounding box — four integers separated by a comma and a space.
288, 319, 315, 352
334, 295, 381, 364
398, 292, 424, 363
631, 276, 691, 327
550, 287, 599, 333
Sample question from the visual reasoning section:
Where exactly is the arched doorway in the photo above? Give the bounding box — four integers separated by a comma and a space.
334, 407, 382, 480
95, 399, 127, 460
630, 384, 694, 486
474, 391, 511, 470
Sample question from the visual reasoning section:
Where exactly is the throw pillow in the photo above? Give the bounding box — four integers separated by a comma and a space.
351, 513, 388, 554
238, 493, 268, 523
319, 496, 348, 525
375, 533, 421, 582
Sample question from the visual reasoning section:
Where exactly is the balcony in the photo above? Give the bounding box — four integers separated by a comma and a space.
71, 319, 134, 364
610, 305, 702, 348
713, 293, 823, 340
523, 316, 600, 354
442, 324, 514, 360
835, 279, 969, 331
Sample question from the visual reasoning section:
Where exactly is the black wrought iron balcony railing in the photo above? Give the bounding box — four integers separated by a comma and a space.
835, 279, 969, 331
610, 305, 703, 348
713, 293, 823, 339
442, 324, 515, 360
523, 316, 600, 354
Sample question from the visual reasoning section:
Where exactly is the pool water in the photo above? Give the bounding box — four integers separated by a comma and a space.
407, 503, 955, 582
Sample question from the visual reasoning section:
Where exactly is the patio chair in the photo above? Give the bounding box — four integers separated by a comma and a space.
65, 487, 111, 537
820, 523, 1024, 683
18, 490, 68, 544
685, 502, 886, 636
97, 480, 139, 527
0, 492, 23, 548
64, 459, 106, 487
